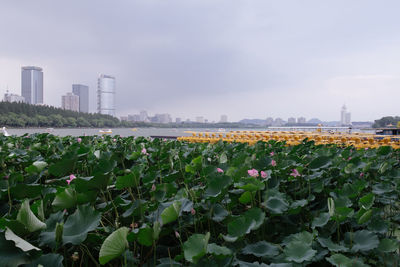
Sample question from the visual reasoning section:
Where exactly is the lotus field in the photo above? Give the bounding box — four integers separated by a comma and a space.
0, 134, 399, 266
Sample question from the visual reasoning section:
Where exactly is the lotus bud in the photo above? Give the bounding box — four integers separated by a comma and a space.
327, 198, 335, 217
55, 222, 64, 244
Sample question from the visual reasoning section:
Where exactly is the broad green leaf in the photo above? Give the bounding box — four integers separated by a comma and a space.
5, 228, 40, 252
16, 199, 46, 232
52, 187, 77, 210
137, 227, 153, 247
115, 172, 140, 189
0, 234, 30, 267
99, 227, 129, 265
358, 193, 374, 210
212, 204, 229, 222
351, 230, 379, 252
32, 161, 48, 172
357, 209, 372, 224
153, 222, 161, 240
283, 231, 314, 246
317, 237, 348, 252
284, 241, 316, 263
183, 232, 210, 263
239, 191, 253, 204
378, 238, 398, 253
161, 201, 181, 225
39, 211, 64, 248
62, 205, 101, 245
242, 241, 279, 257
227, 208, 265, 238
24, 254, 63, 267
219, 153, 228, 164
265, 196, 288, 214
326, 254, 369, 267
207, 243, 232, 258
205, 175, 232, 198
311, 212, 330, 228
309, 156, 331, 170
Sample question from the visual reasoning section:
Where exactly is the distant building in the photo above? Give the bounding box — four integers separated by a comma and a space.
128, 114, 140, 122
152, 113, 172, 124
3, 91, 25, 103
265, 117, 274, 126
97, 74, 116, 116
273, 118, 285, 126
72, 84, 89, 113
62, 93, 79, 112
297, 117, 306, 124
220, 115, 228, 123
21, 66, 43, 104
120, 116, 128, 121
196, 116, 204, 123
341, 105, 351, 125
139, 111, 148, 122
176, 117, 182, 123
288, 117, 296, 124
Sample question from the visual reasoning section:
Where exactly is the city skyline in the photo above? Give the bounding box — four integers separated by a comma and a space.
1, 1, 400, 121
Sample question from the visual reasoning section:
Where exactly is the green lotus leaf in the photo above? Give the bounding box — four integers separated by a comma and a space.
11, 184, 42, 200
137, 227, 153, 247
227, 208, 265, 238
16, 199, 46, 232
24, 254, 64, 267
378, 238, 398, 253
265, 196, 289, 214
284, 241, 316, 263
0, 234, 30, 267
358, 193, 374, 210
309, 156, 331, 170
283, 231, 314, 246
219, 153, 228, 164
241, 241, 279, 257
239, 191, 253, 204
326, 254, 369, 267
357, 209, 372, 224
161, 201, 181, 225
207, 243, 232, 258
183, 232, 210, 263
317, 237, 348, 252
39, 211, 64, 248
205, 175, 232, 198
311, 212, 330, 228
32, 160, 48, 172
5, 227, 40, 252
115, 172, 140, 190
351, 230, 379, 252
99, 227, 129, 265
62, 204, 101, 245
48, 153, 77, 176
52, 187, 77, 210
211, 204, 229, 222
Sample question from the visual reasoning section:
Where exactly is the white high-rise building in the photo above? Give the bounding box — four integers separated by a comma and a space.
220, 115, 228, 123
72, 84, 89, 113
21, 66, 43, 104
341, 105, 351, 125
4, 91, 25, 103
97, 74, 116, 116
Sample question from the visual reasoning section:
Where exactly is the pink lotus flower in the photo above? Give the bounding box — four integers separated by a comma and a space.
290, 169, 300, 177
360, 172, 364, 178
151, 184, 156, 191
175, 231, 180, 238
66, 174, 76, 185
217, 168, 224, 173
191, 208, 196, 215
113, 138, 116, 142
365, 148, 369, 150
261, 171, 268, 179
270, 152, 274, 156
141, 148, 147, 154
271, 160, 277, 167
248, 169, 259, 177
77, 137, 82, 143
347, 157, 352, 161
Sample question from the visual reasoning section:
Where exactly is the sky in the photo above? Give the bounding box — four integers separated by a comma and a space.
0, 0, 400, 122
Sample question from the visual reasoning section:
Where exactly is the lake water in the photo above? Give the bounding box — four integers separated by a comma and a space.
3, 127, 374, 137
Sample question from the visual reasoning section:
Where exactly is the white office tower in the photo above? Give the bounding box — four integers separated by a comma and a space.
21, 66, 43, 104
62, 93, 79, 112
220, 115, 228, 123
97, 74, 116, 116
341, 105, 351, 125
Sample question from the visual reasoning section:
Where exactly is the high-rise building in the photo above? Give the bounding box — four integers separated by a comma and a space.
139, 111, 148, 121
297, 117, 306, 124
62, 93, 79, 112
21, 66, 43, 104
220, 115, 228, 123
288, 117, 296, 124
196, 116, 205, 123
3, 91, 25, 103
97, 74, 116, 116
341, 105, 351, 125
72, 84, 89, 113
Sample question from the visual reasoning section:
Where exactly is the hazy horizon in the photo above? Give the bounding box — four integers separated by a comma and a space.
1, 0, 400, 122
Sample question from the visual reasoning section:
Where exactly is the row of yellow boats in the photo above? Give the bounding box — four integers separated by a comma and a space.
177, 130, 400, 149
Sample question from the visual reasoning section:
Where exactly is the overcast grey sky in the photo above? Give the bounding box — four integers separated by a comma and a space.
1, 0, 399, 122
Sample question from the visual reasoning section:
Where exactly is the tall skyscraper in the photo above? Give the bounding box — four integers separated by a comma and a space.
62, 93, 79, 112
21, 66, 43, 104
72, 84, 89, 113
341, 105, 351, 125
97, 74, 116, 116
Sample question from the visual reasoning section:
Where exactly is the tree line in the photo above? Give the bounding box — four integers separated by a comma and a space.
0, 101, 130, 128
372, 116, 400, 128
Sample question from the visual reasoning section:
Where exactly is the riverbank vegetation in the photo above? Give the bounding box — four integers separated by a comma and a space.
0, 134, 398, 266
